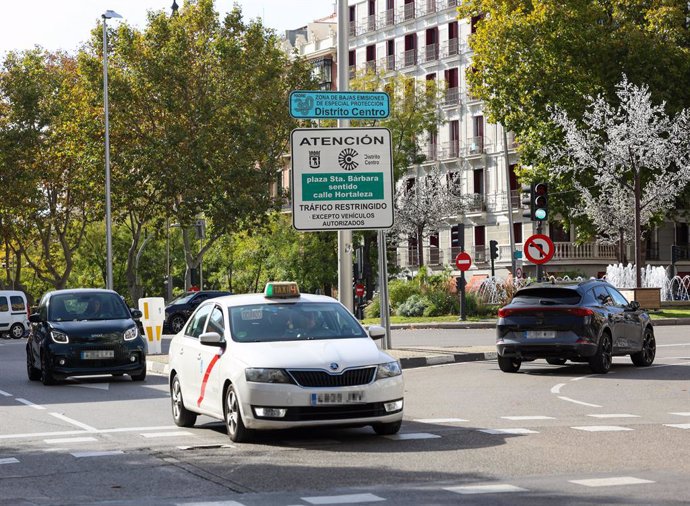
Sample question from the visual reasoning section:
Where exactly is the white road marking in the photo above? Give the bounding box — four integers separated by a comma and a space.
558, 396, 602, 408
66, 383, 110, 391
570, 476, 654, 487
501, 416, 555, 421
141, 431, 194, 438
49, 412, 98, 432
445, 484, 527, 494
670, 412, 690, 416
0, 458, 20, 465
665, 424, 690, 429
179, 502, 246, 506
44, 437, 98, 444
571, 426, 633, 432
71, 451, 124, 458
414, 418, 468, 424
479, 428, 539, 435
0, 425, 180, 441
550, 383, 565, 394
384, 432, 441, 441
303, 493, 385, 504
0, 389, 12, 397
587, 414, 639, 419
16, 398, 46, 410
657, 343, 690, 347
570, 373, 606, 382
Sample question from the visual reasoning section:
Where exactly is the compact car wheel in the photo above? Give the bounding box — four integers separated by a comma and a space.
498, 355, 521, 373
546, 358, 567, 366
224, 384, 252, 443
26, 349, 40, 381
171, 375, 197, 427
10, 323, 24, 339
589, 332, 613, 374
130, 369, 146, 382
372, 420, 402, 436
631, 328, 656, 367
40, 352, 55, 386
170, 314, 187, 334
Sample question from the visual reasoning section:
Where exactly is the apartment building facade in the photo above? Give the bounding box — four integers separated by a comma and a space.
284, 2, 690, 280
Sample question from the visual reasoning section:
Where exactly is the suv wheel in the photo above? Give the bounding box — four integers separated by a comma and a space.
631, 328, 656, 367
589, 332, 612, 374
498, 355, 521, 373
170, 314, 187, 334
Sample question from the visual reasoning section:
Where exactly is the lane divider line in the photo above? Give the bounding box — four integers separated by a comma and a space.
49, 412, 98, 432
16, 398, 45, 410
0, 389, 12, 397
558, 396, 602, 408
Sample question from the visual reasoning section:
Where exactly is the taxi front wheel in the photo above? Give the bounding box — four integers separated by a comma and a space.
224, 385, 253, 443
171, 375, 197, 427
372, 420, 402, 436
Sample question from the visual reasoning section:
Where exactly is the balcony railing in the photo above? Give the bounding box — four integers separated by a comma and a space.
444, 87, 461, 107
381, 9, 395, 27
440, 141, 460, 159
442, 38, 459, 58
403, 3, 416, 21
379, 55, 396, 72
365, 60, 377, 73
466, 136, 485, 155
421, 43, 439, 63
466, 193, 486, 213
366, 15, 377, 32
403, 49, 417, 67
348, 23, 357, 37
426, 143, 438, 161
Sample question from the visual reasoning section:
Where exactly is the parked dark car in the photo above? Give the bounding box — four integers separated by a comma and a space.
496, 279, 655, 374
165, 290, 231, 333
26, 289, 147, 385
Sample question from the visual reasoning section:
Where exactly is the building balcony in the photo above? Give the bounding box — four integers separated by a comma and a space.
379, 55, 396, 72
440, 141, 460, 159
465, 193, 487, 214
420, 43, 439, 63
365, 60, 377, 73
379, 9, 396, 28
425, 143, 438, 162
402, 3, 416, 22
465, 136, 486, 155
443, 87, 461, 107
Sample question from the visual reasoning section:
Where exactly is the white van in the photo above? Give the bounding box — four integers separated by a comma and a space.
0, 290, 30, 339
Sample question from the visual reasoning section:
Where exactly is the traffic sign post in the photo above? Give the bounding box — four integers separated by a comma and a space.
355, 283, 365, 298
291, 127, 394, 231
454, 250, 471, 321
455, 251, 472, 271
290, 90, 390, 120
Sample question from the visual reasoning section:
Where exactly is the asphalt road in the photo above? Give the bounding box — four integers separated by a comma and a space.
1, 327, 690, 505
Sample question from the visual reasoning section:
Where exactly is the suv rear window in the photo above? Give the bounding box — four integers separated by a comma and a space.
511, 288, 581, 305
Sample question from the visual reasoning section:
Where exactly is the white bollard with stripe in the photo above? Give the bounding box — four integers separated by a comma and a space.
138, 297, 165, 355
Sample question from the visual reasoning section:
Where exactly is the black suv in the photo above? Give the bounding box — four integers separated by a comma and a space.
496, 279, 655, 374
27, 289, 147, 385
165, 290, 231, 333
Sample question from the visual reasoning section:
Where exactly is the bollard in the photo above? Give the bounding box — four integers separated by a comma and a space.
138, 297, 165, 355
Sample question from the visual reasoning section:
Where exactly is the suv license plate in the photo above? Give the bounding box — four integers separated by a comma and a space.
525, 330, 556, 339
81, 350, 115, 360
311, 391, 365, 406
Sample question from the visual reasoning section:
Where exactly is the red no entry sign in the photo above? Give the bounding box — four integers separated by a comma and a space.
355, 283, 365, 297
455, 251, 472, 272
524, 234, 555, 265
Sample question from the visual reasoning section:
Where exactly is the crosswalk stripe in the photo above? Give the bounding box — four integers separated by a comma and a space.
0, 458, 19, 465
664, 423, 690, 429
141, 431, 194, 438
71, 451, 124, 458
571, 426, 633, 432
479, 428, 539, 435
303, 493, 385, 504
570, 476, 654, 487
445, 484, 527, 494
384, 432, 441, 440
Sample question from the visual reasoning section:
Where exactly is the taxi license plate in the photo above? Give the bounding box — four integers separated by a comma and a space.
524, 330, 556, 339
81, 350, 115, 360
311, 391, 365, 406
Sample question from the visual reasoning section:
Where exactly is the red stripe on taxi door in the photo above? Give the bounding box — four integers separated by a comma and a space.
197, 353, 222, 407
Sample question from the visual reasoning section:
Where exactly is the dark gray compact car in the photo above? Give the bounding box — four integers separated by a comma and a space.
496, 279, 655, 374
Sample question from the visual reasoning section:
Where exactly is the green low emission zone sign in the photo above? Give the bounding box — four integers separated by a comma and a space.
289, 90, 389, 119
291, 127, 394, 231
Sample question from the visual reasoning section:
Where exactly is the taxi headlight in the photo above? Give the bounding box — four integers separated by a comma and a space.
50, 330, 69, 344
245, 368, 292, 383
123, 326, 138, 341
376, 361, 402, 380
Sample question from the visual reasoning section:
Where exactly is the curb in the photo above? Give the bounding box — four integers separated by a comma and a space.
398, 351, 497, 369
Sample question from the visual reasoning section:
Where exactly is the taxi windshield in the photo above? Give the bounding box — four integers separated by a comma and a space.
229, 302, 367, 342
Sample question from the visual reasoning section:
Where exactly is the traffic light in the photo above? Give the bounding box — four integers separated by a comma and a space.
521, 184, 533, 220
533, 182, 548, 221
490, 240, 499, 260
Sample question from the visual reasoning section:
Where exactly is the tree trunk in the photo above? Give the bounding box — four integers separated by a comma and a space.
125, 220, 144, 305
634, 167, 642, 288
416, 225, 425, 267
618, 228, 625, 264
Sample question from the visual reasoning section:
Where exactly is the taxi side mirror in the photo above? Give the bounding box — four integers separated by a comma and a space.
200, 331, 223, 346
367, 325, 386, 341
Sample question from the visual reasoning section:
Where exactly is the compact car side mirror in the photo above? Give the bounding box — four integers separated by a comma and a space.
628, 301, 641, 311
130, 309, 143, 319
367, 325, 386, 341
200, 331, 224, 346
29, 314, 42, 323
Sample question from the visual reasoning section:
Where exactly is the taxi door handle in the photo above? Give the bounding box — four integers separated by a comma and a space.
197, 353, 202, 360
179, 348, 184, 355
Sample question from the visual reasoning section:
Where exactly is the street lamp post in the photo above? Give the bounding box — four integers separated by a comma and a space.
102, 9, 121, 290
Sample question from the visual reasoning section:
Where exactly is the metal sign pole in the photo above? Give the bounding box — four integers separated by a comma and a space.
377, 230, 392, 349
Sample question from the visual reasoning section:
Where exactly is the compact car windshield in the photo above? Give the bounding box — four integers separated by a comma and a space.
49, 294, 131, 321
229, 302, 367, 342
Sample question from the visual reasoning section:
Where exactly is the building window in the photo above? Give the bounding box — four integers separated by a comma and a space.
549, 222, 570, 242
513, 223, 523, 244
311, 57, 333, 90
677, 222, 689, 245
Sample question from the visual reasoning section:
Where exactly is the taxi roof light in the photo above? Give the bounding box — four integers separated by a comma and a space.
264, 281, 300, 299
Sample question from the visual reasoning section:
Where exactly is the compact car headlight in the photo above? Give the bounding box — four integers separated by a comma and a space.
123, 326, 138, 341
245, 368, 292, 383
50, 330, 69, 344
376, 361, 402, 380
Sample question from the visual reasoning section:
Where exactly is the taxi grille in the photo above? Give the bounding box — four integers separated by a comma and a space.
287, 367, 376, 387
284, 402, 388, 421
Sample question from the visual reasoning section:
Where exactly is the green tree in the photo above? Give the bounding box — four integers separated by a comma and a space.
0, 49, 102, 290
78, 0, 315, 301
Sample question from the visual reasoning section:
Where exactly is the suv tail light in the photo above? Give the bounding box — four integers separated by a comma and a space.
498, 307, 594, 317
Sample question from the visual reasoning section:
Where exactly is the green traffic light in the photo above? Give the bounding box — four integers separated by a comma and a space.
535, 208, 547, 220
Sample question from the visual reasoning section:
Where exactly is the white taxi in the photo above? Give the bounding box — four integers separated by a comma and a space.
168, 282, 404, 442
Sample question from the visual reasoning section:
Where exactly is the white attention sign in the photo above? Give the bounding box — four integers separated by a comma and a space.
290, 127, 394, 231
